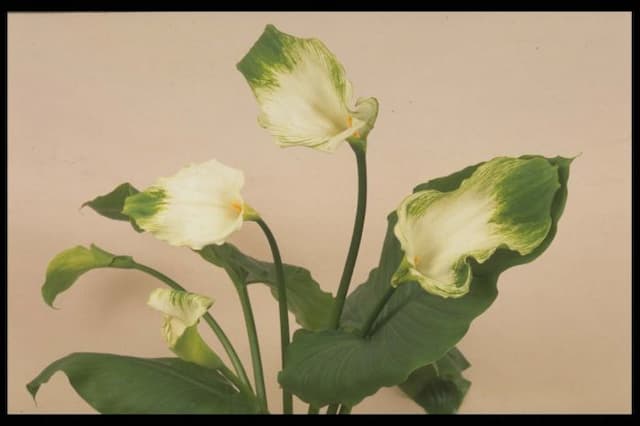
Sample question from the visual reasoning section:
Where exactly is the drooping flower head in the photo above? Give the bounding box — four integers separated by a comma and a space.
147, 288, 222, 369
237, 24, 379, 153
123, 159, 259, 250
392, 157, 561, 298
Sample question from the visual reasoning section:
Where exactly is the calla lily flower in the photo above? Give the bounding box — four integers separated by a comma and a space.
147, 288, 222, 369
392, 157, 561, 298
237, 24, 379, 153
123, 159, 259, 250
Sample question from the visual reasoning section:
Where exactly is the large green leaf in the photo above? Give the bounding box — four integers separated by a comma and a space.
199, 244, 334, 331
42, 244, 135, 307
82, 183, 143, 232
399, 347, 471, 414
27, 353, 259, 413
278, 156, 572, 407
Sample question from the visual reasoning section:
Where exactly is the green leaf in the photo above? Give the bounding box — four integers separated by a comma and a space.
82, 183, 143, 232
399, 347, 471, 414
199, 243, 334, 331
27, 353, 260, 413
278, 156, 572, 407
42, 244, 135, 307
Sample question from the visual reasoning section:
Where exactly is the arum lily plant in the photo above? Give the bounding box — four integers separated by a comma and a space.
28, 24, 573, 414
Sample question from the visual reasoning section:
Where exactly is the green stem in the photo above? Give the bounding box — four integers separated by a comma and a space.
219, 364, 255, 400
330, 143, 368, 329
202, 315, 253, 394
324, 144, 368, 416
255, 218, 292, 414
130, 262, 252, 391
131, 262, 185, 292
333, 286, 397, 415
235, 284, 268, 413
338, 405, 352, 415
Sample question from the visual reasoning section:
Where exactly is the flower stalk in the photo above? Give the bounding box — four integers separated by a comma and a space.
329, 143, 368, 329
255, 218, 292, 414
235, 283, 269, 413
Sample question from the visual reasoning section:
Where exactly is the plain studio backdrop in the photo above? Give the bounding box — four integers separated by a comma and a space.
8, 12, 630, 414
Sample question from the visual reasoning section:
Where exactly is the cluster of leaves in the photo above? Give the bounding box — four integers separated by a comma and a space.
28, 156, 571, 413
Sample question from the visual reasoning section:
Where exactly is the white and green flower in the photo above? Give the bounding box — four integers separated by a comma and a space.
147, 288, 222, 369
392, 157, 561, 298
237, 24, 379, 153
123, 159, 259, 250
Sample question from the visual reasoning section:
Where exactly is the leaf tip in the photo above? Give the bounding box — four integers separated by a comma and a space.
25, 381, 40, 405
79, 198, 98, 215
41, 285, 59, 309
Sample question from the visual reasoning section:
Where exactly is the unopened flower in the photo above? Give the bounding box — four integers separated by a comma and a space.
147, 288, 222, 369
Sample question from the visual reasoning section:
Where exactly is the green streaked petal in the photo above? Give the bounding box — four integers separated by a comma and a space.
121, 188, 166, 224
123, 159, 246, 250
393, 156, 560, 298
148, 288, 213, 329
237, 24, 378, 152
349, 97, 379, 142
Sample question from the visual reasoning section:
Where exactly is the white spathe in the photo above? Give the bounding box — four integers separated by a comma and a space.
392, 157, 559, 298
123, 159, 247, 250
238, 25, 378, 152
394, 189, 498, 298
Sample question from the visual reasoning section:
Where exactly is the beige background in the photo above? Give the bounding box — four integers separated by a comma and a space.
8, 12, 631, 414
